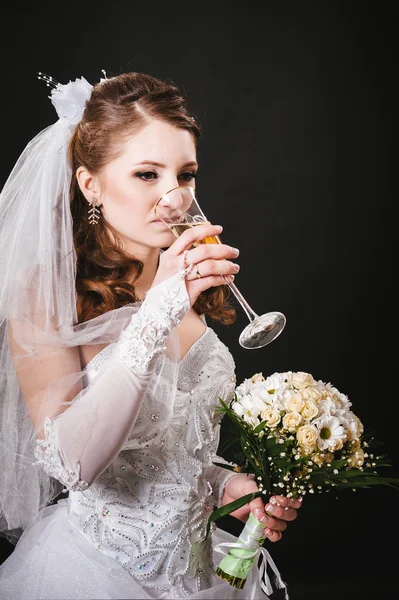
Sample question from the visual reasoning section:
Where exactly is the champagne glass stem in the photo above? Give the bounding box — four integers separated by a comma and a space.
224, 278, 259, 322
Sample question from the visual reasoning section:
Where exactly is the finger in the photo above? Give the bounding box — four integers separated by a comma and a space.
264, 528, 283, 543
269, 495, 303, 510
186, 243, 239, 264
264, 501, 298, 522
251, 506, 288, 532
169, 224, 223, 255
185, 275, 235, 305
186, 260, 239, 281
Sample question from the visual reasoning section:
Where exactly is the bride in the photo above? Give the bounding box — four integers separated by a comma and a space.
0, 71, 301, 599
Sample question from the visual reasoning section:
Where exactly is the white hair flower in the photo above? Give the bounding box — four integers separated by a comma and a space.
50, 76, 93, 123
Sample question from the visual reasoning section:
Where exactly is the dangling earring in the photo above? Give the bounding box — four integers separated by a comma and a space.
88, 198, 101, 225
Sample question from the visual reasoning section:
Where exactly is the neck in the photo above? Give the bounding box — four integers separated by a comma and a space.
130, 247, 161, 300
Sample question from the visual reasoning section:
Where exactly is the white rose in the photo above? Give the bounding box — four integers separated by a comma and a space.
251, 372, 264, 383
289, 371, 315, 389
301, 400, 319, 420
260, 407, 281, 428
282, 411, 302, 431
297, 425, 318, 449
285, 392, 305, 413
302, 386, 323, 402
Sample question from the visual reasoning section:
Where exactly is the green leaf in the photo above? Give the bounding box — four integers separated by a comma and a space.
212, 462, 237, 472
208, 491, 263, 523
253, 421, 267, 434
204, 491, 263, 540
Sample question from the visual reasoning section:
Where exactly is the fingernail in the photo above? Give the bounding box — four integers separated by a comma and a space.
265, 504, 275, 513
232, 247, 240, 256
233, 264, 240, 272
215, 225, 223, 232
225, 275, 235, 283
253, 508, 269, 525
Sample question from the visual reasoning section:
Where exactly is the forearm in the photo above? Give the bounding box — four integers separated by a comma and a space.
34, 272, 189, 491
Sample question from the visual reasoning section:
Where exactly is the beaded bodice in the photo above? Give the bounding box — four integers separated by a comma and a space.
66, 327, 236, 599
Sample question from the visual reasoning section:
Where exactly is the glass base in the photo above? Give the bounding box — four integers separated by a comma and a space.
239, 312, 286, 349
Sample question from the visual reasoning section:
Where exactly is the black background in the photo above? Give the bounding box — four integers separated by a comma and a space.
0, 2, 397, 599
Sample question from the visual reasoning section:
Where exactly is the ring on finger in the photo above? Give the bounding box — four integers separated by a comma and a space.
195, 264, 202, 279
182, 249, 189, 267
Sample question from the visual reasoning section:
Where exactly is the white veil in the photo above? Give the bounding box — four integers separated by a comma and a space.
0, 74, 180, 544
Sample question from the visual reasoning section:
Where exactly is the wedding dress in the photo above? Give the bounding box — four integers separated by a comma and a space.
0, 271, 264, 600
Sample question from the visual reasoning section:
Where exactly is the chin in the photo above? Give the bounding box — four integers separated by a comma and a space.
155, 231, 176, 248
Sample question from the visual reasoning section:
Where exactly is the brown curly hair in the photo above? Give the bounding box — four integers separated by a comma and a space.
68, 72, 236, 325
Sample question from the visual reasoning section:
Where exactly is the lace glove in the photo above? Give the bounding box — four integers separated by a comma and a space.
32, 271, 190, 491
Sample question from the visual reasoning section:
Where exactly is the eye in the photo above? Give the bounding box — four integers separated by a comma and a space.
135, 171, 158, 181
179, 171, 197, 183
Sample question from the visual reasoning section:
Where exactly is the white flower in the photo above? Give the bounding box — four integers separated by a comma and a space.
288, 371, 315, 390
50, 77, 93, 123
231, 397, 261, 429
285, 392, 305, 413
260, 407, 281, 428
301, 400, 319, 420
317, 396, 338, 417
264, 372, 286, 394
251, 372, 264, 383
296, 425, 318, 450
231, 401, 245, 418
282, 411, 302, 432
250, 385, 271, 408
235, 378, 254, 399
302, 386, 324, 402
314, 415, 346, 451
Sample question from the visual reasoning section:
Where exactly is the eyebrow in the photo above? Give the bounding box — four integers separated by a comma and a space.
132, 160, 198, 169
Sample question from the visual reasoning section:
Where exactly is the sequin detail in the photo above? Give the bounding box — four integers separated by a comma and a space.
57, 276, 237, 595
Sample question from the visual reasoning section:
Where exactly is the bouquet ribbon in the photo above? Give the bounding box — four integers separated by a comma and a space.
213, 513, 288, 599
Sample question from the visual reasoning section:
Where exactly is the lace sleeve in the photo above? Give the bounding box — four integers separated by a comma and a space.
32, 271, 190, 490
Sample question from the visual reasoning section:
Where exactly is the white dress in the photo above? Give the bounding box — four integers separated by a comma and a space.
0, 274, 265, 599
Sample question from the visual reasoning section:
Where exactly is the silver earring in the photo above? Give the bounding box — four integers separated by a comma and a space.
88, 198, 101, 225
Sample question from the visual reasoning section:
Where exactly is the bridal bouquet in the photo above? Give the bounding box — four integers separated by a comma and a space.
209, 370, 399, 593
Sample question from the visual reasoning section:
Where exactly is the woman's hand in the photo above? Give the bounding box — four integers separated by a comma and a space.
221, 474, 302, 543
151, 223, 240, 306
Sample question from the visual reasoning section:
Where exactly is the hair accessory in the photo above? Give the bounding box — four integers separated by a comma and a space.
37, 72, 93, 124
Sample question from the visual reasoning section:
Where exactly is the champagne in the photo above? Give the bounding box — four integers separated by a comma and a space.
169, 221, 221, 246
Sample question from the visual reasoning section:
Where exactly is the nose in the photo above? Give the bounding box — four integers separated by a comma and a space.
155, 187, 195, 223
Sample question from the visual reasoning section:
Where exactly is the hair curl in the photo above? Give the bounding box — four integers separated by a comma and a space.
69, 72, 235, 325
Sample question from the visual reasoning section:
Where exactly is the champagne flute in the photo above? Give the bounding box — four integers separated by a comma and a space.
154, 186, 286, 349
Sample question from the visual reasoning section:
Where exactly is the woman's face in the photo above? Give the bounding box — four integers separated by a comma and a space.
96, 119, 198, 254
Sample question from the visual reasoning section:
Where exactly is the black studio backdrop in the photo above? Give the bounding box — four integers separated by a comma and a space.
0, 3, 397, 599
